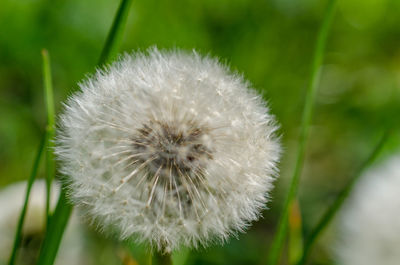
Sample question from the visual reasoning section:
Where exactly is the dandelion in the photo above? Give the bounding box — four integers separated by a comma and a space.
335, 155, 400, 265
56, 48, 280, 252
0, 180, 87, 265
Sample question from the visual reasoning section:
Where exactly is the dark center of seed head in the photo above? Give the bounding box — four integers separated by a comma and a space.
131, 122, 212, 178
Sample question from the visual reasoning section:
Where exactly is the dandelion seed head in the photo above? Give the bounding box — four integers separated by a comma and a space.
56, 48, 281, 252
336, 155, 400, 265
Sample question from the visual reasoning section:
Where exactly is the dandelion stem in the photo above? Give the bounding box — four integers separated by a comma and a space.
7, 133, 46, 265
42, 49, 56, 222
36, 1, 133, 264
98, 0, 133, 65
266, 1, 337, 264
296, 130, 391, 265
154, 252, 173, 265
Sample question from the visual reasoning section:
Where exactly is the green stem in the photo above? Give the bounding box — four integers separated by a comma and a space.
42, 49, 56, 222
297, 130, 391, 265
154, 252, 173, 265
36, 1, 133, 264
98, 0, 133, 66
266, 1, 337, 264
7, 133, 47, 265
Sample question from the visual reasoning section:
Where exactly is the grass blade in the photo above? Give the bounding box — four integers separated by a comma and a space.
36, 188, 73, 265
8, 133, 47, 265
98, 0, 134, 65
266, 1, 337, 264
36, 1, 133, 264
42, 49, 56, 221
296, 130, 391, 265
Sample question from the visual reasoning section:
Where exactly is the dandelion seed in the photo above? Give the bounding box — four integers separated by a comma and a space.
56, 48, 281, 252
335, 155, 400, 265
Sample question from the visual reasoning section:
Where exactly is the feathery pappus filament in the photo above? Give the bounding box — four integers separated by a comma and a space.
56, 48, 281, 252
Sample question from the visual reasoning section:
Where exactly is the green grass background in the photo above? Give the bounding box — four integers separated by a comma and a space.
0, 0, 399, 264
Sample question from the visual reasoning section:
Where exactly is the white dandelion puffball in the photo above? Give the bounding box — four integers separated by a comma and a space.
335, 155, 400, 265
0, 180, 87, 265
56, 48, 280, 252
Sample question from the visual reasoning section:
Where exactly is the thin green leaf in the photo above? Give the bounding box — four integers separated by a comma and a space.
42, 49, 56, 220
36, 1, 134, 264
8, 132, 47, 265
36, 188, 73, 265
42, 49, 55, 129
266, 1, 337, 264
297, 130, 391, 265
98, 0, 134, 65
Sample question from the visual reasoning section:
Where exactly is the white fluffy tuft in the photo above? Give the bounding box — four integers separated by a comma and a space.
56, 48, 281, 252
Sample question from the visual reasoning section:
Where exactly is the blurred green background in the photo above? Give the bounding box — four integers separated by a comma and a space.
0, 0, 399, 264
